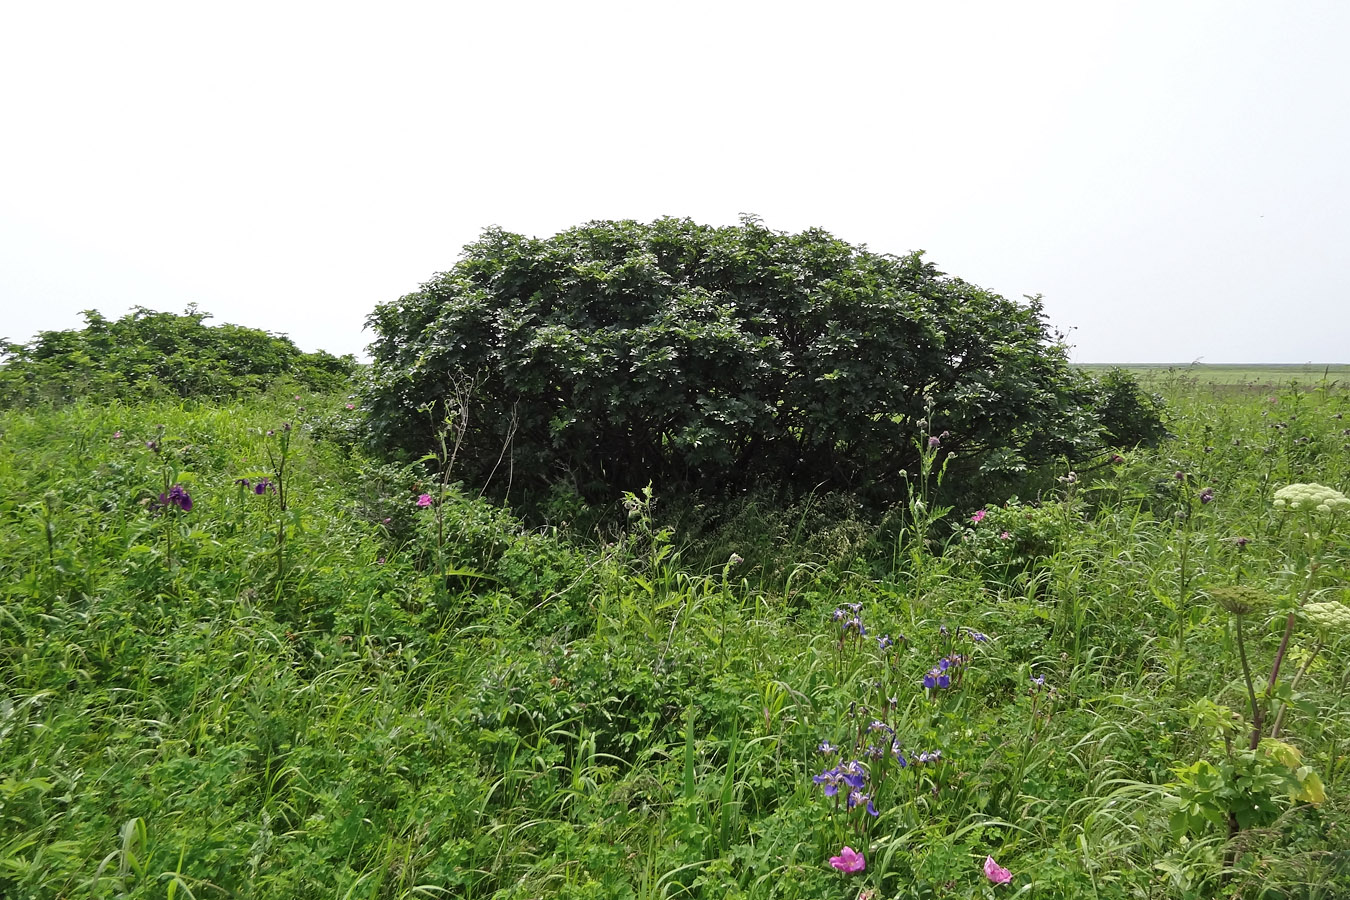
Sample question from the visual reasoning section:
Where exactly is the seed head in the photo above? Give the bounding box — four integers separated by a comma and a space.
1208, 585, 1274, 616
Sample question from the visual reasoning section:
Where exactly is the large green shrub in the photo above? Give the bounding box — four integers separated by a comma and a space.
0, 306, 356, 405
365, 217, 1160, 502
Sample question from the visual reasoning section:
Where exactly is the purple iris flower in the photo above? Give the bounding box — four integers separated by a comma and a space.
839, 766, 866, 792
253, 477, 273, 495
160, 484, 192, 511
848, 791, 879, 817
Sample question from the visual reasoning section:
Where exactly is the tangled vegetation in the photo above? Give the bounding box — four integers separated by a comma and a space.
1, 367, 1347, 899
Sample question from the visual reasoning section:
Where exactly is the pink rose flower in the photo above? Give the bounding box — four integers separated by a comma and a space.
984, 855, 1012, 885
416, 493, 433, 507
970, 509, 987, 524
829, 846, 865, 874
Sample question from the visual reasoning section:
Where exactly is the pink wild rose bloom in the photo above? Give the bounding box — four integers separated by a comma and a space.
416, 493, 433, 507
970, 509, 987, 524
984, 856, 1012, 884
829, 846, 865, 874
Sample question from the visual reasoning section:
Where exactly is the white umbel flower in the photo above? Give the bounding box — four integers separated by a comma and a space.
1303, 600, 1350, 633
1272, 483, 1350, 514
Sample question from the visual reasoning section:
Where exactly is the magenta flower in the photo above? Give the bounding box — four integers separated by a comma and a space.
416, 493, 433, 507
984, 855, 1012, 885
829, 846, 865, 874
970, 509, 987, 524
999, 531, 1011, 540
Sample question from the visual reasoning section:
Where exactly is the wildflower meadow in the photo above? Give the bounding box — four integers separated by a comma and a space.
2, 361, 1349, 899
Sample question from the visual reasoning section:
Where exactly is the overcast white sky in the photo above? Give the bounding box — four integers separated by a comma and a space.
2, 1, 1346, 363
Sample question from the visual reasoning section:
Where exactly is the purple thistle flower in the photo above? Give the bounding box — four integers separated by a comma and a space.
1199, 488, 1214, 504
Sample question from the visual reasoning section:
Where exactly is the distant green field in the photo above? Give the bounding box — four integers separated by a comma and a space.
1079, 363, 1350, 388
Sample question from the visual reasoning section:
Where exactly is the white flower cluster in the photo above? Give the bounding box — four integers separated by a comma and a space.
1272, 483, 1350, 514
1303, 600, 1350, 633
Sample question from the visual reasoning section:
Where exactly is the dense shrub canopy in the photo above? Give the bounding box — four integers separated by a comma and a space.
0, 306, 356, 405
366, 217, 1158, 501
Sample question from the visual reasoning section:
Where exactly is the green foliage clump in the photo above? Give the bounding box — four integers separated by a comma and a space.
1084, 366, 1169, 447
0, 306, 356, 406
954, 495, 1080, 580
364, 217, 1164, 502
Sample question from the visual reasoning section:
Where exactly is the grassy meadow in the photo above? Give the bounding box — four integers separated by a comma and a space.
1081, 364, 1350, 390
2, 375, 1349, 899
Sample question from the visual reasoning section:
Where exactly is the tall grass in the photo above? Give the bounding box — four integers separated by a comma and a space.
1, 380, 1346, 898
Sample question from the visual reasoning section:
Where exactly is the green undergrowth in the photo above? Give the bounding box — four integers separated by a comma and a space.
1, 383, 1348, 899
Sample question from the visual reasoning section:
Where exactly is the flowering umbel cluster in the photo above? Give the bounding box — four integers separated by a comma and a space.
1303, 600, 1350, 634
1272, 483, 1350, 514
